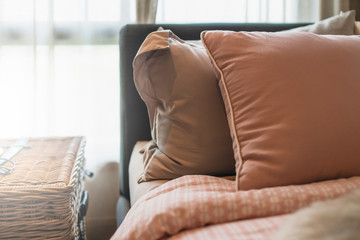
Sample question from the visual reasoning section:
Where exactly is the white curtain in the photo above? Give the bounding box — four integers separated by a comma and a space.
156, 0, 321, 23
0, 0, 134, 238
0, 0, 136, 168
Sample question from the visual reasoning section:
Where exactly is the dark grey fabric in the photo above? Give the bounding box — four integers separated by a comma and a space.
118, 23, 309, 203
116, 195, 130, 227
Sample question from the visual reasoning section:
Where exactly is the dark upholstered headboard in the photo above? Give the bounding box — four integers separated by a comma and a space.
117, 23, 309, 225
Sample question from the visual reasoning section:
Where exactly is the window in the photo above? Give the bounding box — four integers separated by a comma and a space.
0, 0, 134, 171
156, 0, 319, 23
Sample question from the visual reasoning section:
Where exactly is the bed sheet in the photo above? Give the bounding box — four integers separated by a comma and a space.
112, 175, 360, 240
166, 214, 287, 240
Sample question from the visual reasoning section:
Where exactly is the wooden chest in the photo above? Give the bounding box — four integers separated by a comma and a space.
0, 137, 87, 240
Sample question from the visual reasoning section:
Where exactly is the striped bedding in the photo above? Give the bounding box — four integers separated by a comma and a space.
111, 175, 360, 240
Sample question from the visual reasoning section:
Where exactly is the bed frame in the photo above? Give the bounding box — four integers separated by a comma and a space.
117, 22, 309, 225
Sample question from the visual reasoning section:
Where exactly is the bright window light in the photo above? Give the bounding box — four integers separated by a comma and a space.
54, 0, 85, 22
88, 0, 121, 21
2, 0, 33, 22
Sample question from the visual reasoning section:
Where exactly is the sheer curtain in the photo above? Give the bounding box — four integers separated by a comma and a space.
0, 0, 134, 238
155, 0, 356, 23
156, 0, 320, 23
0, 0, 136, 170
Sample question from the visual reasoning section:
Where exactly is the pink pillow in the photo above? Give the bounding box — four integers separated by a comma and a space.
202, 31, 360, 190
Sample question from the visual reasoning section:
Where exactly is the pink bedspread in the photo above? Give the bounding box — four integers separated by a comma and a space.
111, 175, 360, 240
167, 214, 287, 240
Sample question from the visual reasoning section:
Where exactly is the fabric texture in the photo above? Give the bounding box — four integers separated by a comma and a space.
168, 215, 286, 240
111, 175, 360, 240
133, 30, 235, 182
275, 188, 360, 240
285, 10, 355, 35
202, 31, 360, 190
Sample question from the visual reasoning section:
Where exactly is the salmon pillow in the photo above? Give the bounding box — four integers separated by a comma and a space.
202, 31, 360, 190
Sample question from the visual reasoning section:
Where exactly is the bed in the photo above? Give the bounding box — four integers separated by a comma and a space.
114, 11, 360, 240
